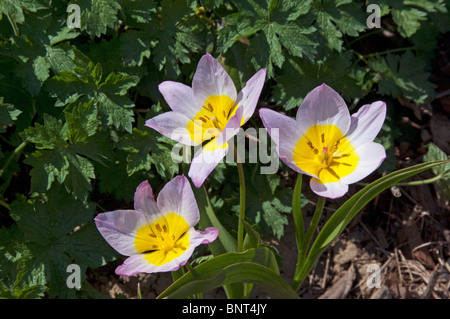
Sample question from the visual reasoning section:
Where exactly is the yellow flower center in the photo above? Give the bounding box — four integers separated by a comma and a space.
293, 124, 359, 184
187, 95, 240, 144
134, 213, 191, 266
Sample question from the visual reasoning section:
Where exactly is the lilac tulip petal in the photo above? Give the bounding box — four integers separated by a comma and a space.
95, 173, 222, 277
309, 178, 349, 199
340, 142, 386, 185
115, 227, 219, 276
192, 53, 237, 105
188, 139, 229, 188
189, 227, 220, 246
145, 111, 198, 146
115, 247, 195, 276
296, 83, 351, 135
156, 175, 200, 227
94, 210, 149, 256
345, 101, 387, 147
158, 81, 201, 118
237, 68, 267, 125
133, 180, 159, 216
259, 108, 312, 176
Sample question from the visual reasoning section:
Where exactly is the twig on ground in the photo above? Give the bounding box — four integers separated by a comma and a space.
321, 250, 331, 289
360, 221, 391, 257
422, 264, 442, 299
394, 249, 405, 285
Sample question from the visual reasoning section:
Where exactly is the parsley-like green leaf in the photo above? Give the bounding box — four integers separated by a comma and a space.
367, 51, 434, 104
46, 50, 139, 132
20, 110, 110, 201
0, 0, 47, 25
0, 97, 21, 133
69, 0, 121, 38
148, 0, 204, 78
310, 0, 367, 52
273, 51, 362, 110
380, 0, 447, 37
218, 0, 317, 77
117, 127, 179, 179
423, 142, 450, 198
0, 224, 46, 299
9, 185, 116, 298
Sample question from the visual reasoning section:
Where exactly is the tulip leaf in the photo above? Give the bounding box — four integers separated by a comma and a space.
193, 185, 237, 255
297, 159, 449, 284
242, 220, 261, 251
157, 248, 298, 299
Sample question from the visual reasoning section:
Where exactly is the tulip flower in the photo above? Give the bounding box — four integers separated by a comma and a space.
259, 83, 386, 199
146, 53, 266, 187
94, 175, 219, 276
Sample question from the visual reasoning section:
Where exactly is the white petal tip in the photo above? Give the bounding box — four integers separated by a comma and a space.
310, 178, 349, 199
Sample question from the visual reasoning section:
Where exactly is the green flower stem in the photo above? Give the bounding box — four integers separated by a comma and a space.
302, 196, 326, 259
6, 13, 20, 37
395, 175, 442, 186
235, 147, 251, 298
235, 147, 246, 253
292, 174, 305, 251
0, 141, 27, 179
347, 28, 382, 46
137, 283, 143, 299
184, 262, 194, 272
0, 198, 10, 211
236, 160, 246, 252
291, 196, 326, 291
363, 46, 416, 59
356, 174, 443, 187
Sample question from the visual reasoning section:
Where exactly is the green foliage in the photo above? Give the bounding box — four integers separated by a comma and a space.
294, 160, 449, 286
367, 50, 434, 104
217, 0, 317, 77
21, 110, 102, 201
71, 0, 121, 38
423, 143, 450, 198
0, 0, 47, 25
2, 185, 116, 298
383, 0, 447, 37
274, 51, 363, 110
243, 172, 293, 240
46, 48, 140, 132
0, 0, 448, 298
157, 247, 298, 299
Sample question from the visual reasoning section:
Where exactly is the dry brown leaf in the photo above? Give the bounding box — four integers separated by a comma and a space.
318, 265, 355, 299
